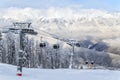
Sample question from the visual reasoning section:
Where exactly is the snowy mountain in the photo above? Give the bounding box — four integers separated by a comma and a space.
0, 7, 120, 41
0, 7, 120, 68
0, 8, 120, 52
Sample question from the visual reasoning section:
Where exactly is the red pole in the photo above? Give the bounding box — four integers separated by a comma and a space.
17, 66, 22, 76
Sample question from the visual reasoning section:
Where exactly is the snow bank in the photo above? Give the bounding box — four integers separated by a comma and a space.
0, 63, 120, 80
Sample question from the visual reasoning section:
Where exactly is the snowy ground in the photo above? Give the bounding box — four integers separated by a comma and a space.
0, 63, 120, 80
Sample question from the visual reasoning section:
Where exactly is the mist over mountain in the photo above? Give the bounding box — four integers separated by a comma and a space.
0, 7, 120, 50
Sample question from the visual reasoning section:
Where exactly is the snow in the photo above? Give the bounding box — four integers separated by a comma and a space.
0, 63, 120, 80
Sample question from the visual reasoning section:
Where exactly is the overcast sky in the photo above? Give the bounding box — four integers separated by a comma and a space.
0, 0, 119, 11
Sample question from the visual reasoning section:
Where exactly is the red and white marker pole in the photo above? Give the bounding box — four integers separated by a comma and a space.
17, 50, 23, 76
17, 66, 22, 76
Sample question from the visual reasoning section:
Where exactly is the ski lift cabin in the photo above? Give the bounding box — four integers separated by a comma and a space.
91, 61, 94, 65
75, 43, 80, 47
53, 44, 59, 49
85, 61, 89, 65
39, 42, 46, 48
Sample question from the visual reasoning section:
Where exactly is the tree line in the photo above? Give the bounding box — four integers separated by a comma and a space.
0, 32, 112, 69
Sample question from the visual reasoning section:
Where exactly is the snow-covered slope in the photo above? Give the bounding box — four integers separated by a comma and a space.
0, 63, 120, 80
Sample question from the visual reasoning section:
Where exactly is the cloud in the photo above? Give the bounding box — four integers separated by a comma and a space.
0, 8, 117, 25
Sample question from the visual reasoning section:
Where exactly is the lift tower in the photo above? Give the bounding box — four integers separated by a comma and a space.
9, 22, 37, 76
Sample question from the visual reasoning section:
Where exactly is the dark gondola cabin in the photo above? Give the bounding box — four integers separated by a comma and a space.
91, 61, 94, 65
85, 61, 88, 65
53, 44, 59, 49
75, 43, 80, 47
39, 42, 46, 48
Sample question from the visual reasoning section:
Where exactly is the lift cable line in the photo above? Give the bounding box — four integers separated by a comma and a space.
32, 27, 81, 48
2, 25, 80, 48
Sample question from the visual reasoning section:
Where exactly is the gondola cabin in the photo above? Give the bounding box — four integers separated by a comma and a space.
53, 44, 59, 49
75, 43, 80, 47
39, 42, 46, 48
91, 61, 94, 65
85, 61, 88, 65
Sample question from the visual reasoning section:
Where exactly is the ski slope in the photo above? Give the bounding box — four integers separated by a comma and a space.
0, 63, 120, 80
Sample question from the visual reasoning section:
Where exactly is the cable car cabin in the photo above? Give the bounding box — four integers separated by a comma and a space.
53, 44, 59, 49
91, 61, 94, 65
39, 42, 46, 48
85, 61, 88, 65
75, 43, 80, 47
